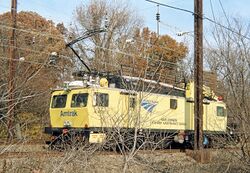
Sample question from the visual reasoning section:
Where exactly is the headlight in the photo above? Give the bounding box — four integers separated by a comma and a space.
63, 120, 71, 127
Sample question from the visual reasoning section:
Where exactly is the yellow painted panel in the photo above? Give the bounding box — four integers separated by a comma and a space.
136, 92, 186, 130
87, 88, 129, 128
89, 133, 106, 143
185, 102, 194, 130
49, 85, 227, 133
205, 102, 227, 132
50, 89, 89, 128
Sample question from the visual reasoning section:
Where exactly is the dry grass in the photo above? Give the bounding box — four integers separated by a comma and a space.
0, 143, 249, 173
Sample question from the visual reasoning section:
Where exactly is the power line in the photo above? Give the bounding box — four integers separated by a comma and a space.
0, 44, 74, 71
145, 0, 250, 41
160, 21, 195, 38
1, 44, 187, 87
92, 45, 180, 66
1, 36, 184, 69
2, 36, 183, 69
1, 43, 70, 59
218, 0, 230, 25
1, 22, 187, 70
0, 24, 65, 41
0, 18, 188, 63
1, 42, 181, 71
0, 55, 72, 71
0, 54, 183, 84
147, 0, 204, 151
159, 21, 182, 33
0, 42, 175, 70
1, 40, 184, 78
0, 25, 186, 66
0, 37, 63, 50
203, 17, 250, 40
145, 0, 195, 15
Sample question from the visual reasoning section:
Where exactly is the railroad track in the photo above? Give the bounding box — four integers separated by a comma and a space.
0, 140, 245, 160
0, 151, 64, 159
0, 149, 185, 159
0, 139, 45, 145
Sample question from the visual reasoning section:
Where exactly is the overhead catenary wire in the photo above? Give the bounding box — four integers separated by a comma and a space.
0, 28, 186, 67
159, 21, 182, 34
1, 43, 186, 87
0, 55, 73, 71
0, 47, 183, 89
0, 15, 189, 66
218, 0, 230, 25
0, 37, 64, 50
0, 43, 71, 60
0, 2, 186, 99
1, 39, 186, 87
2, 1, 249, 42
0, 24, 65, 41
0, 46, 75, 75
0, 23, 187, 60
0, 18, 68, 37
1, 41, 190, 75
1, 40, 180, 67
145, 0, 250, 41
0, 4, 191, 55
0, 6, 190, 75
0, 54, 182, 84
145, 0, 195, 15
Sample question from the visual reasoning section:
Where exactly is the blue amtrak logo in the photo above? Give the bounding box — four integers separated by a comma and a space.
141, 100, 157, 113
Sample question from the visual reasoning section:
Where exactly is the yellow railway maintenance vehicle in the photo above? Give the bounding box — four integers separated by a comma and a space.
44, 73, 227, 149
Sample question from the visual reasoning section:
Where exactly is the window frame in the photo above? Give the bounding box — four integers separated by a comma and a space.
71, 93, 89, 108
170, 99, 178, 109
129, 97, 136, 108
217, 106, 225, 117
94, 92, 109, 107
51, 94, 67, 108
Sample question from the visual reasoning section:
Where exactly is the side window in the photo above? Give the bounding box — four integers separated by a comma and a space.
129, 97, 136, 108
71, 93, 88, 107
94, 93, 109, 107
51, 95, 67, 108
170, 99, 177, 109
217, 106, 225, 116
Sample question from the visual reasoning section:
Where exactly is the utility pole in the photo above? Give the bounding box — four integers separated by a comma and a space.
7, 0, 17, 140
156, 4, 160, 35
194, 0, 203, 150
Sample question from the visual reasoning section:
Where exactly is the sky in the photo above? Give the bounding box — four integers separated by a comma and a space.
0, 0, 249, 42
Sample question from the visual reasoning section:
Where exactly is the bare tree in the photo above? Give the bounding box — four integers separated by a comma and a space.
205, 18, 250, 170
0, 12, 73, 140
70, 0, 142, 72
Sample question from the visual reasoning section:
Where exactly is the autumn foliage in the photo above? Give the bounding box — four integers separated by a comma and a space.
120, 27, 188, 83
0, 11, 71, 138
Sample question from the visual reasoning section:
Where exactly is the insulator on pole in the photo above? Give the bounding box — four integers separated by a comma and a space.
156, 12, 160, 21
156, 4, 160, 35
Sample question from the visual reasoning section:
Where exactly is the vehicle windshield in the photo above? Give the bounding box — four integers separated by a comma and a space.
71, 93, 88, 107
51, 95, 67, 108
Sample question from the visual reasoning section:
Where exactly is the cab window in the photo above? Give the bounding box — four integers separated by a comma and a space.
71, 93, 88, 107
129, 97, 136, 108
94, 93, 109, 107
217, 106, 225, 116
51, 95, 67, 108
170, 99, 177, 109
